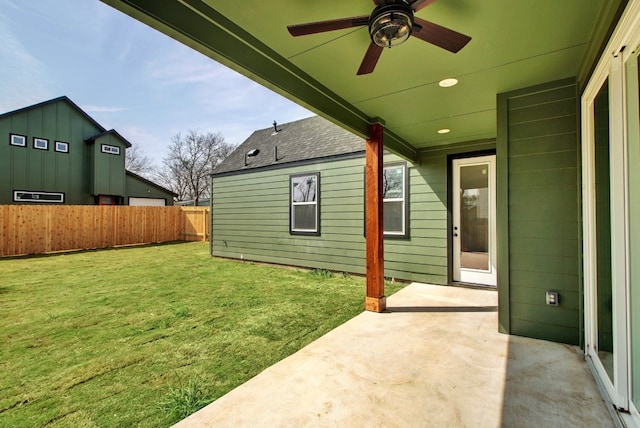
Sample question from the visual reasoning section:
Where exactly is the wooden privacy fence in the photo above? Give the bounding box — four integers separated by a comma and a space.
180, 206, 210, 242
0, 205, 210, 257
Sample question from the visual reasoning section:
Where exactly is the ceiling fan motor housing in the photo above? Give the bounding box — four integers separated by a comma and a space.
286, 0, 470, 75
369, 1, 415, 48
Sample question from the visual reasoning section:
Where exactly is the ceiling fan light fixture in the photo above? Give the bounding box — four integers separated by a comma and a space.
369, 4, 414, 48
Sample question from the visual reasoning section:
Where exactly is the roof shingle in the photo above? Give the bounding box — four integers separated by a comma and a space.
212, 116, 364, 175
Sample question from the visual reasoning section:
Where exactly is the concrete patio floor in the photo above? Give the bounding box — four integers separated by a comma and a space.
175, 283, 613, 427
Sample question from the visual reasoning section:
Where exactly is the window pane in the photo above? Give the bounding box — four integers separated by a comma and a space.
594, 78, 614, 381
11, 134, 26, 146
293, 205, 316, 230
459, 164, 489, 270
384, 201, 403, 233
34, 138, 48, 149
292, 176, 317, 202
56, 142, 69, 153
383, 166, 403, 199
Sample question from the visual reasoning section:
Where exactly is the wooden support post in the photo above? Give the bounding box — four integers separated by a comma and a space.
365, 122, 386, 312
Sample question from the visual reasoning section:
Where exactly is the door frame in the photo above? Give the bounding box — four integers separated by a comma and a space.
448, 150, 497, 286
581, 0, 640, 414
582, 53, 629, 411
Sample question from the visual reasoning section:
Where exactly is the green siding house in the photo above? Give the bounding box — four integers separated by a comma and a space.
0, 97, 175, 206
212, 116, 493, 285
103, 0, 640, 423
213, 103, 579, 343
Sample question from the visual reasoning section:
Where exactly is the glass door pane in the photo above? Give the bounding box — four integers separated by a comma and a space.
459, 164, 489, 270
452, 155, 496, 286
594, 78, 614, 381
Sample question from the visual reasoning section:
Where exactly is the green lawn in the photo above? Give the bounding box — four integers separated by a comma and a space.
0, 242, 403, 427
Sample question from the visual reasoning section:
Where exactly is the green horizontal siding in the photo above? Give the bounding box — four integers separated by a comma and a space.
510, 318, 580, 345
212, 156, 366, 275
498, 77, 581, 345
212, 140, 495, 285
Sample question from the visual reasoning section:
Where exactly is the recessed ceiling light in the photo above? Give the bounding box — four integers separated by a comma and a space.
438, 128, 451, 134
439, 78, 458, 88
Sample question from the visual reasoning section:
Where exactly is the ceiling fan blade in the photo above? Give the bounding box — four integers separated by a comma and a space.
412, 17, 471, 53
409, 0, 437, 12
357, 42, 384, 75
288, 16, 369, 36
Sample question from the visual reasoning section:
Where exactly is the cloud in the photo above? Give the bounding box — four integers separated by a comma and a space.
146, 47, 312, 120
146, 54, 226, 85
93, 9, 313, 157
143, 42, 272, 106
81, 105, 128, 114
117, 125, 167, 165
0, 9, 55, 111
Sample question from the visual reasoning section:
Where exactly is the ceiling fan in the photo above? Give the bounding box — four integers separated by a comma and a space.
287, 0, 471, 75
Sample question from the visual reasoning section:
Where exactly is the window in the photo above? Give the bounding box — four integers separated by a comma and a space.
33, 137, 48, 150
383, 163, 408, 237
55, 141, 69, 153
10, 134, 26, 147
290, 173, 319, 234
101, 144, 120, 155
13, 190, 64, 203
97, 195, 117, 205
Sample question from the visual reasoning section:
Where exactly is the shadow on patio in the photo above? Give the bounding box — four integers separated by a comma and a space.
175, 283, 613, 427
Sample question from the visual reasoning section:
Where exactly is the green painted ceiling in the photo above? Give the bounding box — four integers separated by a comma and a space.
101, 0, 612, 161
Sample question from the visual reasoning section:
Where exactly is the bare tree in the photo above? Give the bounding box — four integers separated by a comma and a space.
382, 166, 403, 199
157, 130, 233, 204
125, 145, 156, 178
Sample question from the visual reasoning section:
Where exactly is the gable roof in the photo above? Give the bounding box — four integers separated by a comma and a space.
2, 96, 136, 148
86, 129, 133, 148
0, 96, 107, 133
125, 170, 178, 197
213, 116, 365, 175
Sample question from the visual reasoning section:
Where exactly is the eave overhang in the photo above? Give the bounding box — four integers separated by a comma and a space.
100, 0, 418, 162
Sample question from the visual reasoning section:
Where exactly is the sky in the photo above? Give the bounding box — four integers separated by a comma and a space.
0, 0, 313, 165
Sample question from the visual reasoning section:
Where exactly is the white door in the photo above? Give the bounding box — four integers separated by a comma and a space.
129, 197, 166, 206
452, 155, 497, 286
581, 6, 640, 411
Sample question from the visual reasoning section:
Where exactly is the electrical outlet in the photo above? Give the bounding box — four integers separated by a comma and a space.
546, 290, 559, 306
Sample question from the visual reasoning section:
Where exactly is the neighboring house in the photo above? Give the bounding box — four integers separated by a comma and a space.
212, 116, 420, 273
105, 0, 640, 423
0, 97, 175, 205
213, 115, 500, 285
176, 198, 210, 207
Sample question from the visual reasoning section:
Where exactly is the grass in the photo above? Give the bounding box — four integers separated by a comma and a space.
0, 242, 404, 427
159, 375, 209, 421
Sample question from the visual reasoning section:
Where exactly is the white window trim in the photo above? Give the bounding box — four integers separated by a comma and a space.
13, 190, 64, 203
33, 137, 48, 150
290, 173, 319, 234
55, 141, 69, 153
383, 163, 407, 237
10, 133, 26, 147
101, 144, 120, 155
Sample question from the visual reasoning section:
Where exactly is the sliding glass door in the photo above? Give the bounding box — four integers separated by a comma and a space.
582, 5, 640, 415
592, 78, 615, 383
